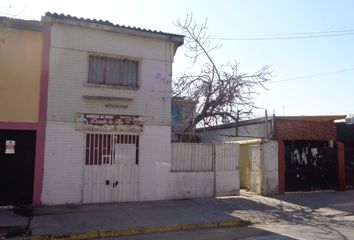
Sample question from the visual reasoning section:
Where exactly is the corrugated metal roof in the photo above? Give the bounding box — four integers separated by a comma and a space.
196, 115, 346, 132
44, 12, 184, 38
196, 117, 269, 132
276, 115, 346, 122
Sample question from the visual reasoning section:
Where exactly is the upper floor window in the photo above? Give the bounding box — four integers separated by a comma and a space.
172, 103, 183, 123
88, 55, 139, 88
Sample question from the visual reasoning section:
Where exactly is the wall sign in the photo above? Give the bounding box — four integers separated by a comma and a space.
5, 140, 15, 154
75, 113, 143, 132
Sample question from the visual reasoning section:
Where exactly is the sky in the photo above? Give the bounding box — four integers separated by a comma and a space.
1, 0, 354, 117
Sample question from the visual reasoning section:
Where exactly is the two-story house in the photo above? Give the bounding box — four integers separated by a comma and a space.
0, 17, 47, 206
40, 13, 184, 205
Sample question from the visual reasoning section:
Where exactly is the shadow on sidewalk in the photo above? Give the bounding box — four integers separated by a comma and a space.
192, 190, 354, 240
271, 189, 354, 214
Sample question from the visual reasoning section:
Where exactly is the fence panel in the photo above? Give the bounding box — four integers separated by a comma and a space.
215, 143, 238, 171
171, 143, 213, 171
172, 142, 238, 172
248, 144, 262, 194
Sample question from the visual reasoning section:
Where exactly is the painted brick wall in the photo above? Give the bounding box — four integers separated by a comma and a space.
42, 124, 240, 204
42, 124, 173, 204
47, 23, 174, 125
139, 125, 172, 200
276, 119, 336, 141
41, 122, 85, 204
51, 24, 174, 62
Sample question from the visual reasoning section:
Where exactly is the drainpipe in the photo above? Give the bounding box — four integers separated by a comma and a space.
264, 110, 268, 139
212, 143, 216, 197
260, 142, 265, 195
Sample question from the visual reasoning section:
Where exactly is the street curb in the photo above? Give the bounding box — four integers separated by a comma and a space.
24, 219, 251, 240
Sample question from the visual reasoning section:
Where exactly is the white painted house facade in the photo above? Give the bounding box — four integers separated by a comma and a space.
40, 13, 185, 205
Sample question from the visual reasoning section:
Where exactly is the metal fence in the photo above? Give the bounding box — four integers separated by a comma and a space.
171, 143, 238, 172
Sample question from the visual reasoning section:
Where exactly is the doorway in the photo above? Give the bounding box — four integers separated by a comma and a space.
0, 130, 36, 205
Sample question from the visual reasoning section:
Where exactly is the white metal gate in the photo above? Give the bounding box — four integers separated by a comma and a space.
249, 144, 262, 194
83, 133, 139, 203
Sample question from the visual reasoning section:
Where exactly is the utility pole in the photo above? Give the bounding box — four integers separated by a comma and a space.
264, 109, 268, 139
235, 110, 240, 137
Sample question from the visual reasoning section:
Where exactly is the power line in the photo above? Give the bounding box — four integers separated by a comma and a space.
212, 29, 354, 38
211, 31, 354, 40
267, 67, 354, 84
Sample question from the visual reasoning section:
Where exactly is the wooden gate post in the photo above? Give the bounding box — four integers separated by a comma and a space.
337, 142, 346, 191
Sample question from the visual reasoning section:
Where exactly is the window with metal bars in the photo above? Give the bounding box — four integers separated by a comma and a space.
85, 133, 139, 165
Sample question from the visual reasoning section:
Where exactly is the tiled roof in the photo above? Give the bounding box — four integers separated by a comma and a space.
0, 15, 39, 23
45, 12, 184, 38
0, 15, 42, 31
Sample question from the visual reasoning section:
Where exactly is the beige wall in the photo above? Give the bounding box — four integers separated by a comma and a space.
0, 27, 42, 123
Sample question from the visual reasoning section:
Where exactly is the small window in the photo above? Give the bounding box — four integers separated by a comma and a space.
88, 55, 139, 88
172, 103, 182, 123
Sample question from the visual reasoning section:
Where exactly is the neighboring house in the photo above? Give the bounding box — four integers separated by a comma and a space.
197, 116, 273, 143
40, 13, 184, 205
171, 97, 197, 142
198, 115, 347, 195
0, 17, 48, 206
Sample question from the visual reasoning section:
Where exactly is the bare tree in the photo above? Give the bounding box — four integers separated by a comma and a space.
173, 13, 272, 134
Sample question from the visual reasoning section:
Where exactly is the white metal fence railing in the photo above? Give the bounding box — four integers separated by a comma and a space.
171, 143, 238, 172
215, 143, 238, 171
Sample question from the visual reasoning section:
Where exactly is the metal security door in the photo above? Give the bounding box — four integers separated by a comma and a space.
248, 145, 262, 194
83, 134, 139, 203
0, 130, 36, 205
285, 140, 338, 191
112, 143, 138, 202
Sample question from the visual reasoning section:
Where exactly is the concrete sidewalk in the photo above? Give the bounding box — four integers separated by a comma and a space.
0, 198, 249, 239
2, 190, 354, 239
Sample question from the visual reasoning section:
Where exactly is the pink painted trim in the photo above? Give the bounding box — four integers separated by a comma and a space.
38, 24, 50, 125
0, 122, 39, 130
32, 23, 51, 206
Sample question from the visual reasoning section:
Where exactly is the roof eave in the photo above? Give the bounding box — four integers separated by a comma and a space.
42, 15, 184, 48
0, 16, 42, 32
276, 115, 346, 122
